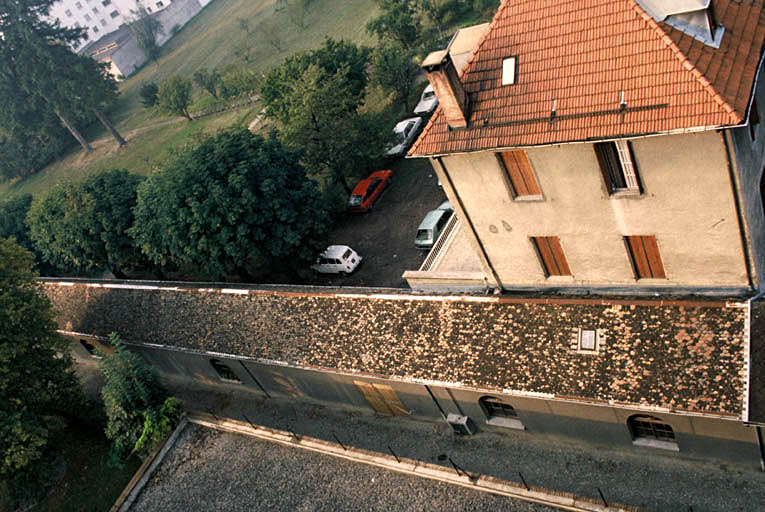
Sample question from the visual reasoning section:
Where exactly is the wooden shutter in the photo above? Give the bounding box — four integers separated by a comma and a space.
625, 236, 665, 279
531, 236, 571, 276
499, 150, 541, 197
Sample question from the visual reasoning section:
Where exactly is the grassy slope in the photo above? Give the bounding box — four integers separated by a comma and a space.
0, 0, 377, 199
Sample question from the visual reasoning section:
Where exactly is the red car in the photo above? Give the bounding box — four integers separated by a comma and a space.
347, 170, 393, 212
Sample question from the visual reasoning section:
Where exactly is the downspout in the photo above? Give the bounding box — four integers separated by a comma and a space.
434, 156, 504, 290
722, 130, 757, 290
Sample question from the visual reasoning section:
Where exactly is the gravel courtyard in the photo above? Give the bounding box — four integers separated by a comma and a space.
131, 423, 556, 512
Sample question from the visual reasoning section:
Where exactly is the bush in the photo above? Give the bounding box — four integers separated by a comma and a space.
139, 81, 159, 108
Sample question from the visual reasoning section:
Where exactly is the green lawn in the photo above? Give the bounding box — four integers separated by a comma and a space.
0, 0, 378, 200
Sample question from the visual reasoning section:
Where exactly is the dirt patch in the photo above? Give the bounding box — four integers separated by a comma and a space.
307, 157, 447, 289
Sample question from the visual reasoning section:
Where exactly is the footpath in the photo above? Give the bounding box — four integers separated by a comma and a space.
165, 380, 765, 512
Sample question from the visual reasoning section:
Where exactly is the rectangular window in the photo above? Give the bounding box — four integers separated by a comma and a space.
84, 13, 91, 21
531, 236, 571, 276
594, 140, 641, 194
502, 56, 516, 85
156, 1, 164, 7
102, 0, 111, 5
498, 150, 541, 198
65, 9, 72, 16
92, 7, 98, 13
76, 1, 82, 8
110, 9, 119, 17
625, 235, 666, 279
750, 99, 760, 140
100, 19, 106, 26
92, 25, 99, 33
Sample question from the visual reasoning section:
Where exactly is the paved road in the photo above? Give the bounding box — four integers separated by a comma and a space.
166, 381, 765, 512
132, 423, 557, 511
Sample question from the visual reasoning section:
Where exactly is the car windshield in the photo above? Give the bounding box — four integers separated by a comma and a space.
416, 229, 431, 241
423, 91, 435, 100
342, 249, 352, 260
348, 195, 362, 206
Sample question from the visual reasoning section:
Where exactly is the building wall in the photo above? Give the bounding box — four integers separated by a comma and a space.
728, 60, 765, 292
92, 340, 761, 468
50, 0, 174, 49
437, 131, 750, 291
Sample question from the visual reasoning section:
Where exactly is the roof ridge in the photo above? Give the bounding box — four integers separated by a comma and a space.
631, 0, 742, 124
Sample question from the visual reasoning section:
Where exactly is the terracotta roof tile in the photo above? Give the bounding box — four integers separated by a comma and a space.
410, 0, 763, 157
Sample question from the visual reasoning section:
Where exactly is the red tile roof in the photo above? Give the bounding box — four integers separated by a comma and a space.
409, 0, 765, 157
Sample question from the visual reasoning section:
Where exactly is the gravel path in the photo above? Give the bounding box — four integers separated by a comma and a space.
165, 382, 765, 511
131, 423, 556, 512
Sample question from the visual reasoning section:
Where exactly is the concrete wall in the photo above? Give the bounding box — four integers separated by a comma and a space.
728, 60, 765, 292
437, 131, 750, 291
97, 340, 762, 468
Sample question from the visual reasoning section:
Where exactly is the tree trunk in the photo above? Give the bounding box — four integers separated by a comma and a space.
93, 107, 126, 146
54, 109, 92, 152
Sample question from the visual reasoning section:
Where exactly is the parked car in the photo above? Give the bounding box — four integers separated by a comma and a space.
347, 169, 393, 212
311, 245, 362, 275
385, 117, 423, 158
414, 84, 438, 116
414, 201, 453, 249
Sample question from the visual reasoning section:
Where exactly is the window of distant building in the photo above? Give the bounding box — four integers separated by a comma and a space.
92, 7, 99, 13
497, 150, 542, 199
594, 140, 641, 195
624, 235, 665, 279
479, 396, 525, 430
102, 0, 111, 6
156, 1, 164, 8
531, 236, 572, 277
110, 9, 119, 18
92, 25, 99, 33
84, 13, 91, 21
209, 358, 241, 383
65, 9, 72, 16
100, 19, 106, 26
628, 415, 678, 451
76, 1, 83, 8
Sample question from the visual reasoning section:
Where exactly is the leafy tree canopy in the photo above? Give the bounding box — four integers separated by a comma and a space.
0, 238, 80, 505
370, 40, 420, 111
157, 76, 193, 120
366, 0, 423, 51
128, 6, 164, 62
131, 129, 331, 280
260, 38, 370, 125
26, 170, 145, 277
193, 68, 221, 99
100, 333, 181, 467
139, 81, 159, 108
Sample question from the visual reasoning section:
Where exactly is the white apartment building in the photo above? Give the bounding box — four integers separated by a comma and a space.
48, 0, 173, 50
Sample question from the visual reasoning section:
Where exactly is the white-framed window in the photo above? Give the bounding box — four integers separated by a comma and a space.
579, 329, 597, 351
593, 140, 641, 194
502, 56, 517, 85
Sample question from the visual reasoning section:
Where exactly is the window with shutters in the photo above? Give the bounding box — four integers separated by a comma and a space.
531, 236, 571, 277
497, 150, 542, 199
594, 140, 641, 195
625, 235, 665, 279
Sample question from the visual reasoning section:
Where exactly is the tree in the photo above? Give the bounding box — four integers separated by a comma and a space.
131, 129, 331, 280
128, 6, 164, 62
370, 40, 420, 111
0, 194, 33, 251
366, 0, 423, 51
26, 170, 145, 277
218, 65, 260, 99
193, 69, 221, 99
100, 333, 181, 467
278, 64, 394, 193
157, 76, 193, 120
0, 238, 80, 506
261, 38, 371, 125
139, 81, 159, 108
0, 0, 125, 152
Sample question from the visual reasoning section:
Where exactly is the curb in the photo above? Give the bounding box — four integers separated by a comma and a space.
110, 416, 189, 512
188, 412, 646, 512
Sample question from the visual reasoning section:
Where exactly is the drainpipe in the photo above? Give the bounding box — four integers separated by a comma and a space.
434, 156, 503, 291
757, 426, 765, 472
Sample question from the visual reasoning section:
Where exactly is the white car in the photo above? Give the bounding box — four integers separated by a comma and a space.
385, 117, 423, 158
414, 84, 438, 116
311, 245, 362, 275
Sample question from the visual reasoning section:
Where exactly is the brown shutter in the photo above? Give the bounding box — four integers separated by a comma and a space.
532, 236, 571, 276
642, 236, 666, 278
626, 236, 665, 279
499, 150, 541, 196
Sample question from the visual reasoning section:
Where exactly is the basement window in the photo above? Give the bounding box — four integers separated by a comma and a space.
79, 339, 102, 359
210, 358, 241, 383
479, 396, 525, 430
502, 57, 517, 86
628, 414, 678, 451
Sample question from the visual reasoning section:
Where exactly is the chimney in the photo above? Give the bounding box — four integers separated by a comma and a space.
422, 49, 470, 129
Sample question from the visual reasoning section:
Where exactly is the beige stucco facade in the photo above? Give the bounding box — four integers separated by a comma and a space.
432, 130, 752, 290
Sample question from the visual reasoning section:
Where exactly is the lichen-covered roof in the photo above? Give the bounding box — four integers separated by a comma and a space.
409, 0, 764, 157
43, 280, 749, 418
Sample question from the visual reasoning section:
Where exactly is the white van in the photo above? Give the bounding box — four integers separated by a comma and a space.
311, 245, 362, 275
414, 201, 453, 249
